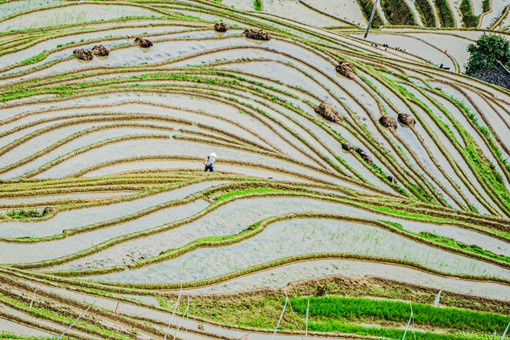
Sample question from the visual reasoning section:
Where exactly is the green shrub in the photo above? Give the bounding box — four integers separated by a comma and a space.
381, 0, 416, 25
460, 0, 479, 27
482, 0, 490, 12
356, 0, 384, 28
253, 0, 262, 11
415, 0, 436, 27
434, 0, 455, 27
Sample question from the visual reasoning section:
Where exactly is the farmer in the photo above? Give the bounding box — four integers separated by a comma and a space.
203, 152, 217, 172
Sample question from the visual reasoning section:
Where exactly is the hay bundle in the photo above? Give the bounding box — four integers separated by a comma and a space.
335, 60, 355, 79
342, 142, 354, 151
387, 175, 397, 184
73, 49, 93, 61
243, 29, 271, 40
214, 22, 228, 32
356, 148, 372, 163
134, 37, 153, 48
379, 115, 397, 129
91, 45, 110, 56
398, 113, 416, 127
315, 102, 342, 122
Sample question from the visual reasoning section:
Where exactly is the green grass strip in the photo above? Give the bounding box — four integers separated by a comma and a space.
306, 320, 490, 339
381, 220, 510, 263
214, 187, 289, 201
20, 52, 45, 65
291, 296, 508, 332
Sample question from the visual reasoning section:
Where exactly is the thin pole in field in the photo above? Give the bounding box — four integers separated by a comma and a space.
29, 283, 42, 309
305, 299, 310, 337
172, 297, 190, 340
284, 291, 303, 340
364, 0, 380, 38
57, 299, 96, 340
184, 301, 190, 340
272, 295, 288, 339
401, 302, 413, 340
164, 283, 183, 340
433, 289, 442, 307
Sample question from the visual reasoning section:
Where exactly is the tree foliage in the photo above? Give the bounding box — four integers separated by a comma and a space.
465, 34, 510, 75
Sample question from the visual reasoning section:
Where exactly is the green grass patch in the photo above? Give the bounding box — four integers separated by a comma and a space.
381, 0, 416, 25
379, 220, 510, 263
214, 188, 288, 201
415, 0, 436, 27
482, 0, 490, 12
434, 0, 455, 27
20, 52, 45, 65
356, 0, 384, 28
460, 0, 479, 28
306, 319, 490, 339
291, 296, 508, 332
6, 207, 51, 219
418, 231, 510, 263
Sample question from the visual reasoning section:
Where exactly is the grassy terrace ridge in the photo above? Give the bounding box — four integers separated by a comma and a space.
157, 275, 510, 339
0, 0, 509, 338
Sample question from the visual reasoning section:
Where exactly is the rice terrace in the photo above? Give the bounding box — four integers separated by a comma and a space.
1, 0, 510, 338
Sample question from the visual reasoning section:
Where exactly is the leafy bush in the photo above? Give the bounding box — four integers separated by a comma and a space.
356, 0, 384, 28
465, 34, 510, 74
434, 0, 455, 27
253, 0, 262, 11
460, 0, 479, 27
415, 0, 436, 27
381, 0, 416, 25
482, 0, 490, 12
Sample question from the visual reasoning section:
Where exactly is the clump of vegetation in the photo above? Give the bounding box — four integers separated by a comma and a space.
356, 0, 384, 28
434, 0, 455, 27
418, 231, 510, 263
482, 0, 490, 12
20, 52, 45, 65
7, 207, 52, 219
253, 0, 262, 11
381, 0, 416, 25
415, 0, 436, 27
291, 296, 508, 332
214, 187, 288, 201
460, 0, 479, 27
465, 34, 510, 74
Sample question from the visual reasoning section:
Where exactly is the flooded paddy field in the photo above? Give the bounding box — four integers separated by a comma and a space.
0, 0, 509, 339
